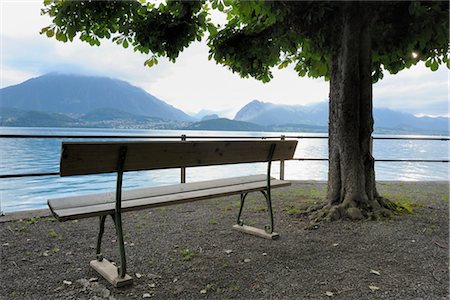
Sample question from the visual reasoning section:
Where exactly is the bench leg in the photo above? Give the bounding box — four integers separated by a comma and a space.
260, 190, 274, 234
113, 211, 127, 279
236, 190, 275, 233
233, 191, 280, 240
96, 215, 107, 261
90, 214, 133, 287
233, 191, 279, 240
236, 193, 248, 226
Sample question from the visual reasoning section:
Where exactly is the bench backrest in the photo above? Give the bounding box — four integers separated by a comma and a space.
60, 140, 297, 176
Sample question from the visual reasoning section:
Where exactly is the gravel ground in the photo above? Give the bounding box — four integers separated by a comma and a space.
1, 181, 448, 299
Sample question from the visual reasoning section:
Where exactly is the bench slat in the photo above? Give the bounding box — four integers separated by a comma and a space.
49, 178, 290, 221
60, 140, 297, 176
49, 175, 268, 211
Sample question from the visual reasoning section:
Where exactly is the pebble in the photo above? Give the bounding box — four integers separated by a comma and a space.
147, 273, 162, 279
244, 258, 251, 263
225, 249, 233, 254
2, 242, 9, 246
173, 278, 178, 283
63, 280, 72, 285
89, 277, 98, 282
135, 273, 143, 279
76, 279, 90, 288
143, 293, 152, 298
262, 252, 267, 256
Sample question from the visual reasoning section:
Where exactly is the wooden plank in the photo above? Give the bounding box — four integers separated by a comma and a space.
60, 140, 297, 176
90, 259, 133, 287
49, 175, 268, 211
50, 179, 291, 221
232, 224, 280, 240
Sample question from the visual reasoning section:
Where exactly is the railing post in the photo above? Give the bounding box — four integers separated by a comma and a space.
280, 135, 285, 180
180, 134, 186, 183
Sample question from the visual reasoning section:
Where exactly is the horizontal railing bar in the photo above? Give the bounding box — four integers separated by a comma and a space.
0, 172, 60, 179
0, 135, 290, 139
0, 134, 448, 141
294, 158, 450, 162
1, 158, 448, 179
375, 159, 449, 163
371, 137, 450, 141
294, 158, 329, 161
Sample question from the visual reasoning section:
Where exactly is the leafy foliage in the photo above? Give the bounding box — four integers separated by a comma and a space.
41, 1, 449, 82
41, 0, 211, 64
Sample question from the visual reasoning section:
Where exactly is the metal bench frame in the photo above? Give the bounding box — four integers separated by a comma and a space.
48, 140, 297, 287
94, 144, 278, 280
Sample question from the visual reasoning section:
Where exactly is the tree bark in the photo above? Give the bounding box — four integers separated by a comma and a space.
324, 2, 392, 221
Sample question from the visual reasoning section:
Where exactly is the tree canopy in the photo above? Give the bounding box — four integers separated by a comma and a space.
41, 0, 449, 220
42, 1, 449, 82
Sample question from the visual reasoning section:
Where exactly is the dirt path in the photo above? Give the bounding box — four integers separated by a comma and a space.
1, 181, 448, 299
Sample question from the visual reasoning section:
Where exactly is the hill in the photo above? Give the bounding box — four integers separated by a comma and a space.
186, 118, 265, 131
0, 107, 188, 129
0, 73, 194, 121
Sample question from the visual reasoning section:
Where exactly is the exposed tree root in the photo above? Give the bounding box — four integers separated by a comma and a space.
309, 196, 398, 223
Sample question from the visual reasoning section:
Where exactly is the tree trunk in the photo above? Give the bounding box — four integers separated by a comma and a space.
324, 2, 392, 221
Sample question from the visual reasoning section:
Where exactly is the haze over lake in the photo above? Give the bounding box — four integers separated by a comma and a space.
1, 127, 448, 213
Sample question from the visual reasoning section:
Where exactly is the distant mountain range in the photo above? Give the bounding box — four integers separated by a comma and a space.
234, 100, 449, 134
0, 74, 448, 135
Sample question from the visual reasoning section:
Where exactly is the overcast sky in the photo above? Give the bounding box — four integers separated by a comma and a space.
1, 1, 448, 118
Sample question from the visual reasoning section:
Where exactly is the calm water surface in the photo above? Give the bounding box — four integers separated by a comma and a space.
1, 127, 448, 212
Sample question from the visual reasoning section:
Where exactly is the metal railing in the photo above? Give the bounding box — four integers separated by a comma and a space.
0, 133, 448, 180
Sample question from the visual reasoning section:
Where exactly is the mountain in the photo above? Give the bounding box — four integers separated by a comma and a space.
193, 109, 220, 120
373, 108, 448, 133
186, 118, 265, 131
0, 73, 194, 121
234, 100, 449, 134
201, 114, 219, 121
235, 100, 328, 126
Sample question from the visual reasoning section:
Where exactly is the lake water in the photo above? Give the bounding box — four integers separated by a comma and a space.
0, 127, 448, 212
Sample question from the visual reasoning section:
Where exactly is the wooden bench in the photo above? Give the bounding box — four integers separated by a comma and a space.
48, 140, 297, 287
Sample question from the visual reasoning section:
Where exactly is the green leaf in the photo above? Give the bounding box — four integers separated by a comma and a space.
430, 60, 439, 71
123, 39, 129, 48
278, 60, 289, 69
46, 29, 54, 38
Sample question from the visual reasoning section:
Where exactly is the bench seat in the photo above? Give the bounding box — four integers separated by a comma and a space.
48, 174, 291, 222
